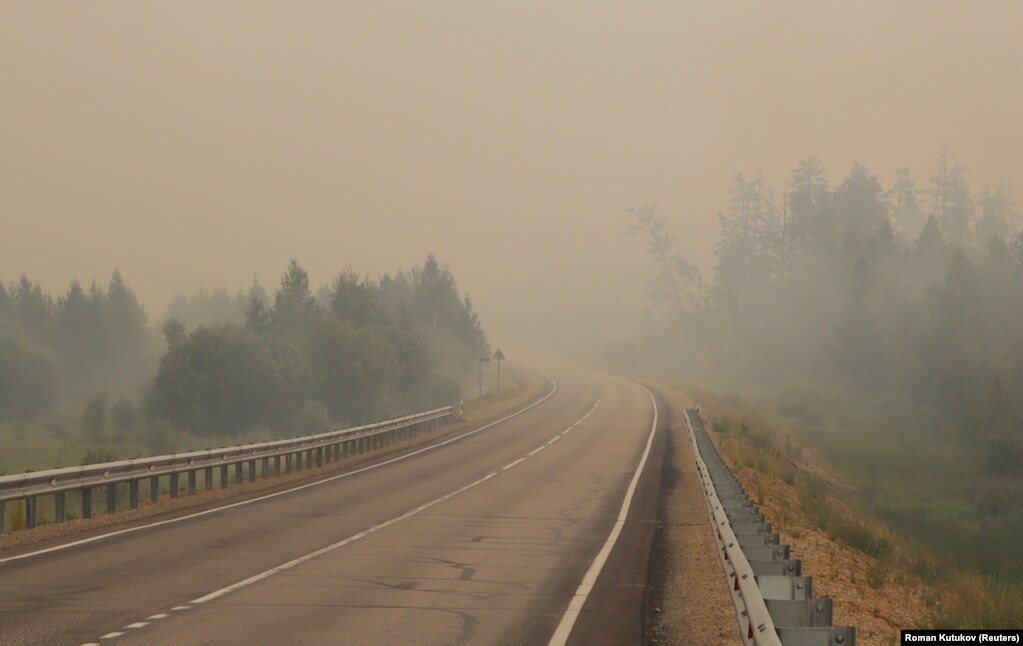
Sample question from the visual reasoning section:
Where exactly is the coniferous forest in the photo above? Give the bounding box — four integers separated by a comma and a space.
627, 149, 1023, 581
0, 254, 486, 470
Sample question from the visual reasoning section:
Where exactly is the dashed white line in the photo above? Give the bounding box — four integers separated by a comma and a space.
82, 376, 604, 644
147, 614, 168, 620
1, 377, 559, 567
190, 472, 498, 605
502, 457, 525, 470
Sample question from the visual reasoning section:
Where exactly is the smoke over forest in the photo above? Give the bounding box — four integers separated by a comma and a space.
0, 255, 486, 472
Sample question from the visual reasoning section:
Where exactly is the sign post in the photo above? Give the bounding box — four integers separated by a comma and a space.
493, 348, 505, 393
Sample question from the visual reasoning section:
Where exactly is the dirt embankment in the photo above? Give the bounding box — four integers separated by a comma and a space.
645, 380, 932, 646
702, 409, 932, 645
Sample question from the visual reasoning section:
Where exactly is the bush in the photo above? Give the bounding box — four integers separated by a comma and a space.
289, 400, 332, 437
144, 420, 177, 455
81, 446, 119, 465
83, 394, 109, 437
110, 397, 138, 430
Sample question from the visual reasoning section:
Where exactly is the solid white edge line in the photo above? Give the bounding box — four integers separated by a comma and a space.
547, 383, 658, 646
189, 472, 497, 605
0, 377, 559, 566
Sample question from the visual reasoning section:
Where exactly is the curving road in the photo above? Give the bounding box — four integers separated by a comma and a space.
0, 363, 665, 646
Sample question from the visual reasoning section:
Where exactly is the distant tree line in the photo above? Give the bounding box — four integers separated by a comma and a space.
0, 254, 488, 441
150, 254, 487, 436
632, 148, 1023, 474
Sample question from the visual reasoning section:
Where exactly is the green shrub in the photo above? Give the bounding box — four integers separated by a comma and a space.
110, 397, 138, 430
82, 394, 108, 437
289, 400, 332, 437
81, 446, 119, 465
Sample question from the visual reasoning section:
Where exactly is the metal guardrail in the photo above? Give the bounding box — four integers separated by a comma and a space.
683, 408, 856, 646
0, 406, 456, 534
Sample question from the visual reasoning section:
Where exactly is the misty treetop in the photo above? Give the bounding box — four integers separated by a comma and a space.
633, 149, 1023, 475
0, 270, 153, 416
148, 255, 487, 436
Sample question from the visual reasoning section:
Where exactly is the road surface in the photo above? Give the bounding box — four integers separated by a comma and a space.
0, 363, 665, 645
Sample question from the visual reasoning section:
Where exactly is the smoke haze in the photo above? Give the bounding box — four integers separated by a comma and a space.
3, 1, 1022, 356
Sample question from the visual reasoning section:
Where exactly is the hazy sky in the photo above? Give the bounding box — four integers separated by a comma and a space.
3, 2, 1022, 356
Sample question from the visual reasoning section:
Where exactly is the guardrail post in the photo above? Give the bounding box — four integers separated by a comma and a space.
106, 483, 117, 513
129, 480, 139, 510
248, 460, 256, 482
0, 500, 5, 533
170, 473, 179, 499
188, 471, 197, 495
150, 476, 159, 503
26, 496, 37, 529
54, 491, 66, 523
82, 487, 92, 518
204, 467, 213, 491
334, 443, 340, 461
261, 457, 269, 479
274, 455, 281, 475
235, 462, 243, 483
220, 465, 228, 489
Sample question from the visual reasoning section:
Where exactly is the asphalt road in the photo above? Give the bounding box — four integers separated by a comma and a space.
0, 363, 665, 646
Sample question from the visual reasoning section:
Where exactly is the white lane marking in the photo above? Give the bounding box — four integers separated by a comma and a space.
527, 446, 545, 456
548, 384, 658, 646
190, 472, 498, 605
100, 633, 124, 640
147, 614, 168, 620
0, 378, 558, 566
81, 643, 100, 646
84, 382, 602, 643
547, 436, 560, 446
502, 458, 525, 471
124, 623, 148, 629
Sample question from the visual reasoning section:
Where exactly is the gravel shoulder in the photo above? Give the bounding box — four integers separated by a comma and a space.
644, 383, 739, 645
